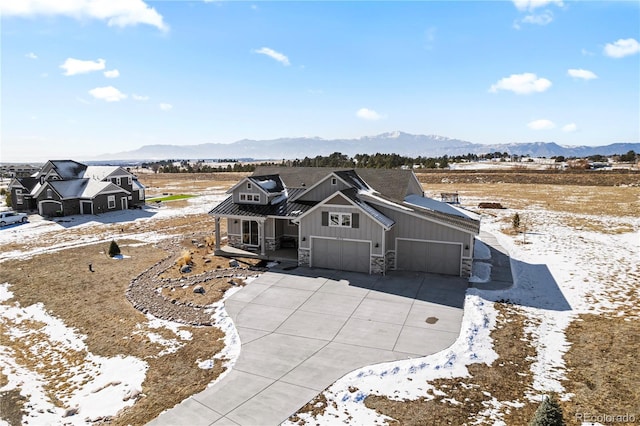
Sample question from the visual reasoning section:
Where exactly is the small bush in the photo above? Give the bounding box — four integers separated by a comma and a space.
529, 394, 565, 426
512, 212, 521, 232
108, 240, 121, 257
176, 250, 193, 267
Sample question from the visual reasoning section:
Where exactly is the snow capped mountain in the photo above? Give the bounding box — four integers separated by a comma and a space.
93, 133, 639, 161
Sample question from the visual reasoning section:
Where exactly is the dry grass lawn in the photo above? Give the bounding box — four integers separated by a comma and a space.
2, 170, 638, 425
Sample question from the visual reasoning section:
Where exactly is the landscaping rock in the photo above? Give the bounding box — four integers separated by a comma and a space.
229, 259, 239, 268
193, 285, 205, 294
180, 265, 191, 274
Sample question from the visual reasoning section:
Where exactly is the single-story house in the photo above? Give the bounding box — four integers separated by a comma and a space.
209, 167, 480, 277
8, 160, 146, 217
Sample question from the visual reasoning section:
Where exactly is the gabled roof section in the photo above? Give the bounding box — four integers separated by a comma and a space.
35, 180, 129, 199
251, 166, 421, 202
292, 188, 395, 231
83, 166, 129, 181
47, 160, 88, 179
248, 174, 285, 193
9, 177, 39, 192
289, 169, 372, 202
360, 191, 480, 234
226, 174, 285, 195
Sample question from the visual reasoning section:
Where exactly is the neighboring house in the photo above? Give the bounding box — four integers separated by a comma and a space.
209, 167, 480, 277
8, 160, 146, 217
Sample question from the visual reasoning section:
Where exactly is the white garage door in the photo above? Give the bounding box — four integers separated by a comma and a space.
396, 240, 461, 276
312, 238, 370, 274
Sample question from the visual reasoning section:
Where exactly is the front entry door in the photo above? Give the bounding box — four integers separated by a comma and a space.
242, 220, 259, 246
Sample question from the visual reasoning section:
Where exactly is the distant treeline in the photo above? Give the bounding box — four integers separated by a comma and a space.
142, 150, 637, 173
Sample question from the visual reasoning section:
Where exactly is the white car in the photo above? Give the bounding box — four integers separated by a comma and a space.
0, 211, 28, 227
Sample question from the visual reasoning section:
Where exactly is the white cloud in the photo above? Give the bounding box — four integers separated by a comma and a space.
521, 10, 553, 25
0, 0, 168, 32
60, 58, 105, 76
603, 38, 640, 58
527, 119, 556, 130
254, 47, 290, 66
581, 48, 595, 56
25, 52, 38, 59
159, 103, 173, 111
562, 123, 577, 132
104, 69, 120, 78
88, 86, 127, 102
132, 94, 149, 101
489, 73, 552, 95
512, 0, 563, 12
567, 68, 597, 80
356, 108, 384, 121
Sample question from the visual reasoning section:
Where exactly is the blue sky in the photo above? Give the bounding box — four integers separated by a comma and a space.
1, 0, 639, 162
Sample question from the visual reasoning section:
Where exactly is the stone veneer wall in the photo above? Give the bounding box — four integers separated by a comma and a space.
265, 238, 279, 251
370, 256, 385, 274
298, 249, 310, 267
461, 258, 473, 278
385, 250, 396, 270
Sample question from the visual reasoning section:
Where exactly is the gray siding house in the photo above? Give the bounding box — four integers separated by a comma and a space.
8, 160, 146, 217
209, 167, 480, 277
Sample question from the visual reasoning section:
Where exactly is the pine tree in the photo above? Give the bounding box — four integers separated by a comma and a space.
512, 212, 521, 233
108, 240, 121, 257
529, 394, 565, 426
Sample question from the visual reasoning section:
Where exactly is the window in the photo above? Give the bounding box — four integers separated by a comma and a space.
239, 193, 260, 203
329, 212, 351, 227
108, 195, 116, 209
46, 189, 53, 199
128, 177, 132, 185
115, 177, 121, 186
242, 220, 259, 246
331, 177, 337, 185
16, 189, 23, 205
247, 182, 252, 190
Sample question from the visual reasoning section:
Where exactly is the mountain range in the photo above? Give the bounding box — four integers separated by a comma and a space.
94, 132, 639, 161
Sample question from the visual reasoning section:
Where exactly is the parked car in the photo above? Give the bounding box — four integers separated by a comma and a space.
0, 211, 28, 227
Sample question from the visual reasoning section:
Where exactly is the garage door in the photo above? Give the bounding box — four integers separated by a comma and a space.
396, 240, 461, 275
312, 238, 370, 274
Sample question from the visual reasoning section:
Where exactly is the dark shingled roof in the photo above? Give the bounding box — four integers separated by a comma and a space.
209, 188, 312, 218
251, 166, 419, 202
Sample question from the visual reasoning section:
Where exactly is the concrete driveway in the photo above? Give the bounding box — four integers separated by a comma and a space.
150, 266, 467, 426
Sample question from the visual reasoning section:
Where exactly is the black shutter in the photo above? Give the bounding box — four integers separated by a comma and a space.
321, 211, 328, 226
352, 213, 359, 228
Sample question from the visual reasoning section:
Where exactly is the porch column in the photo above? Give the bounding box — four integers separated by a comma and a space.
259, 220, 266, 256
214, 216, 221, 251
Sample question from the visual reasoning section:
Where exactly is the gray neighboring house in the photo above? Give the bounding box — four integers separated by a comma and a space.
209, 167, 480, 277
8, 160, 146, 217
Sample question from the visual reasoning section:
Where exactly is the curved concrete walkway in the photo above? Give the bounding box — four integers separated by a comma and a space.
150, 267, 468, 426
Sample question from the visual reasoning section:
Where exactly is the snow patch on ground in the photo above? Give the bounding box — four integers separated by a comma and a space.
0, 283, 147, 424
285, 206, 639, 424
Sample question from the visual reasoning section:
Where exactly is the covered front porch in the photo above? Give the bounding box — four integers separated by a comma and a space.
210, 215, 300, 262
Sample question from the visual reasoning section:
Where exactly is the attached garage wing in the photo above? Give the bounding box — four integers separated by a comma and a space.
312, 238, 370, 274
396, 239, 462, 276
